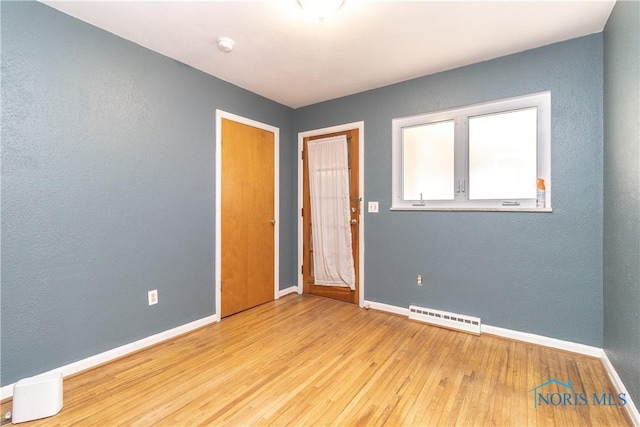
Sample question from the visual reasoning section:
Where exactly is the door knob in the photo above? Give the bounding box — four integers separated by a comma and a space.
269, 219, 276, 225
350, 219, 357, 225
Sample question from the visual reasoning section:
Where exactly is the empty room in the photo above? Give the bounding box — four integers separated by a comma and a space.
1, 0, 638, 425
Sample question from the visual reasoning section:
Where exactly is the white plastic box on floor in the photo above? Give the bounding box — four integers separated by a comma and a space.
12, 372, 63, 423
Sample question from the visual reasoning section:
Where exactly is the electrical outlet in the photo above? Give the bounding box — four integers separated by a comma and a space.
416, 275, 423, 287
148, 289, 158, 306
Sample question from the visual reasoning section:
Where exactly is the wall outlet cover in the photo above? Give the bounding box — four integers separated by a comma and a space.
148, 289, 158, 306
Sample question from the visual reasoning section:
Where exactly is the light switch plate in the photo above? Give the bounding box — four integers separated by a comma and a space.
368, 201, 379, 213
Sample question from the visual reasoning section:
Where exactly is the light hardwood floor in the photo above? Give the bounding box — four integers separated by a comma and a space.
2, 295, 631, 426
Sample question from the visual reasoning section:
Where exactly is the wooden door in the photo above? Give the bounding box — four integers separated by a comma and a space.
303, 129, 359, 304
221, 118, 275, 317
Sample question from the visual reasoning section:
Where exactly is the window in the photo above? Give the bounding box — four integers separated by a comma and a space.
392, 92, 551, 211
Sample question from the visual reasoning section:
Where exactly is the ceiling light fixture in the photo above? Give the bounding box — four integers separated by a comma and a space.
297, 0, 345, 22
217, 37, 235, 53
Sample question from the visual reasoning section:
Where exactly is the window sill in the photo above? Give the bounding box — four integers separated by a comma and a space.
390, 207, 553, 212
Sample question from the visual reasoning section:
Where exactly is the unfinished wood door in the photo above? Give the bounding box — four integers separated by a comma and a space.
303, 129, 359, 304
221, 118, 275, 317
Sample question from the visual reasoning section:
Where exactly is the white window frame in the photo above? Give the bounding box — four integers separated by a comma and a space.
391, 92, 551, 211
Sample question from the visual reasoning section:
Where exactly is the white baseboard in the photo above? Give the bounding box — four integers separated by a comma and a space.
278, 286, 300, 298
4, 299, 636, 427
364, 300, 410, 317
601, 350, 640, 426
480, 324, 602, 357
365, 299, 601, 357
1, 313, 220, 401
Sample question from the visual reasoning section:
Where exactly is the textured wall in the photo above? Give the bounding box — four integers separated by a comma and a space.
603, 0, 640, 406
0, 0, 617, 391
1, 1, 295, 386
296, 34, 604, 347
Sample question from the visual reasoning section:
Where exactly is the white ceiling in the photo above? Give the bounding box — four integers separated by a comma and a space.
40, 0, 616, 108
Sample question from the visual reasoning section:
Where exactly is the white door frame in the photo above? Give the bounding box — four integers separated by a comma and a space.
297, 121, 365, 307
215, 110, 280, 318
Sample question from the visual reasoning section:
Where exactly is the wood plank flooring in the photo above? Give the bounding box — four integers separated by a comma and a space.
2, 295, 631, 426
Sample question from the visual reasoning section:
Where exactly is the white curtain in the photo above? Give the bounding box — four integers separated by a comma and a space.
307, 135, 356, 289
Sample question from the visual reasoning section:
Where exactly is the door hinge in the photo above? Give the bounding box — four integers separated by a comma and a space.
301, 265, 304, 275
301, 208, 303, 217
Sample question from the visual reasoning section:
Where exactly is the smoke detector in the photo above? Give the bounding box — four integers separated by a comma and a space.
217, 37, 235, 53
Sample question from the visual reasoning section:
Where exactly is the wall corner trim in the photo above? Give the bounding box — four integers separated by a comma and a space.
278, 286, 300, 298
1, 313, 220, 400
601, 350, 640, 426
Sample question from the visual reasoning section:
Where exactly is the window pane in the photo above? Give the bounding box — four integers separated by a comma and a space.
468, 108, 537, 200
402, 121, 455, 201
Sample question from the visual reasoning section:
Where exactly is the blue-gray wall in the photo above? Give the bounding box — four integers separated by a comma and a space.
296, 34, 604, 347
603, 0, 640, 407
1, 1, 295, 386
2, 0, 633, 398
